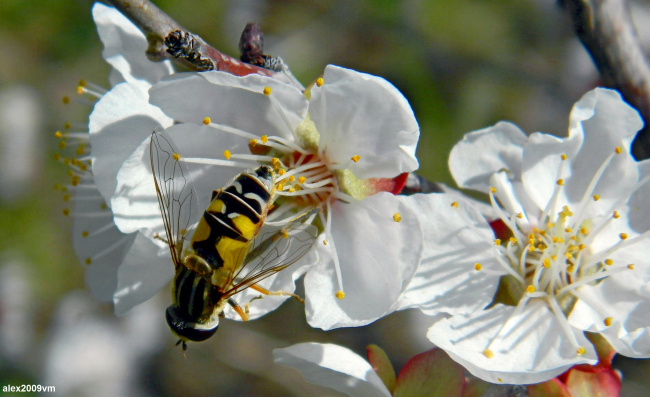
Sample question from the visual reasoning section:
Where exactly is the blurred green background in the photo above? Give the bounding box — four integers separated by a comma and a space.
1, 0, 647, 396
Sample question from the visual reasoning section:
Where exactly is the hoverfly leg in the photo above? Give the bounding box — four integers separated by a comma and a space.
227, 298, 250, 321
243, 295, 264, 315
250, 283, 305, 304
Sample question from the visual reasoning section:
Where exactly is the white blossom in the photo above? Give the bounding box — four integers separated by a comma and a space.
428, 88, 650, 384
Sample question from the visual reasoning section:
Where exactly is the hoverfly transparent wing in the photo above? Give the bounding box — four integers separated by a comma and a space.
150, 130, 201, 267
221, 215, 319, 299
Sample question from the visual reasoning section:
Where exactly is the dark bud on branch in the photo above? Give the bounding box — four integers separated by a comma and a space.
239, 22, 287, 72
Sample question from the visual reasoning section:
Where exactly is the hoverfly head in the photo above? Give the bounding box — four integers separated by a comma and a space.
165, 305, 219, 345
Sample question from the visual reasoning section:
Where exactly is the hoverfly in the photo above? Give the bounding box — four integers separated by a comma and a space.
150, 130, 318, 351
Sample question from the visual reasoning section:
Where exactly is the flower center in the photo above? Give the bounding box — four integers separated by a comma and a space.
481, 147, 650, 358
195, 110, 363, 298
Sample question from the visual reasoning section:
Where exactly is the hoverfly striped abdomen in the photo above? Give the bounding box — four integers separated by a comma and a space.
190, 166, 276, 272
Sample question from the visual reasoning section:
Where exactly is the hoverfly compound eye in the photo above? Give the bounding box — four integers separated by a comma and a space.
166, 306, 219, 343
254, 165, 274, 182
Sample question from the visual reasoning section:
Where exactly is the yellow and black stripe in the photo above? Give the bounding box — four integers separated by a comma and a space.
190, 166, 275, 272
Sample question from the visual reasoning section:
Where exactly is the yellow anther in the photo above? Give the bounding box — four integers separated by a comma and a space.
76, 86, 84, 95
565, 252, 573, 259
474, 263, 482, 271
580, 227, 588, 235
552, 236, 559, 243
393, 213, 402, 223
351, 155, 361, 163
316, 77, 324, 87
62, 208, 70, 216
517, 212, 523, 219
263, 86, 272, 95
261, 135, 268, 144
63, 194, 70, 202
628, 264, 635, 270
53, 153, 61, 162
562, 206, 573, 216
494, 239, 501, 246
54, 131, 63, 138
498, 379, 503, 383
277, 183, 285, 191
62, 96, 70, 104
489, 186, 497, 194
543, 258, 551, 268
613, 211, 620, 219
64, 122, 71, 129
451, 201, 458, 208
577, 346, 586, 355
288, 175, 295, 182
620, 233, 628, 240
173, 153, 181, 161
82, 231, 89, 238
59, 140, 66, 150
604, 317, 613, 327
223, 150, 231, 160
278, 169, 286, 176
561, 154, 567, 160
298, 176, 306, 184
203, 117, 211, 125
249, 138, 258, 146
557, 179, 565, 186
100, 203, 107, 210
547, 222, 554, 229
509, 237, 517, 244
565, 228, 572, 233
605, 259, 613, 266
483, 349, 494, 359
78, 79, 87, 87
71, 176, 80, 186
528, 245, 535, 253
85, 258, 92, 265
335, 290, 345, 299
579, 243, 586, 250
272, 157, 282, 169
281, 230, 289, 239
615, 146, 622, 154
593, 194, 600, 201
567, 264, 575, 273
323, 239, 328, 245
526, 285, 536, 293
288, 187, 295, 193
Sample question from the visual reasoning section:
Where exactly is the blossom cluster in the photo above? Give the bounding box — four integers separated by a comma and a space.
58, 2, 650, 390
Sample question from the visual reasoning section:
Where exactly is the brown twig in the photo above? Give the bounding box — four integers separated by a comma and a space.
103, 0, 303, 89
562, 0, 650, 159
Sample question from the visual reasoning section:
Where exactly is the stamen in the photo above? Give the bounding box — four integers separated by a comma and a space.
316, 77, 324, 87
393, 213, 401, 222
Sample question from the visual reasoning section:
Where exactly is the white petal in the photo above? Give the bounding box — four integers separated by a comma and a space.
274, 343, 391, 397
92, 3, 173, 86
562, 88, 640, 214
627, 158, 650, 233
110, 136, 162, 235
305, 193, 422, 330
149, 71, 307, 139
396, 194, 503, 316
113, 233, 174, 315
449, 121, 527, 192
427, 301, 597, 384
568, 88, 643, 150
89, 80, 172, 202
569, 271, 650, 357
71, 176, 136, 302
520, 131, 580, 213
309, 65, 419, 179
